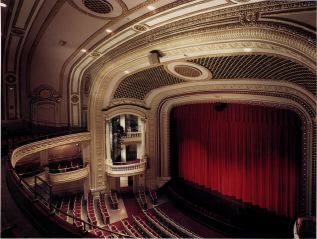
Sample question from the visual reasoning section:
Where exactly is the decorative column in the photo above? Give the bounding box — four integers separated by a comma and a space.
83, 176, 90, 200
121, 144, 126, 163
119, 115, 126, 163
81, 141, 90, 165
140, 117, 146, 160
105, 119, 112, 163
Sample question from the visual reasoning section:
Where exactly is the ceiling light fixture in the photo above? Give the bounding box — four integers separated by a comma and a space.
0, 3, 7, 7
147, 5, 155, 11
124, 70, 130, 74
81, 49, 87, 53
105, 29, 112, 33
243, 48, 252, 52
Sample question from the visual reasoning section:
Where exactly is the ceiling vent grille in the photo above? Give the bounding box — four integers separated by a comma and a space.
83, 0, 113, 14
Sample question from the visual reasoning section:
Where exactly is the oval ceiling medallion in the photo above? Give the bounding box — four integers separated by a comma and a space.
165, 61, 212, 81
83, 0, 113, 14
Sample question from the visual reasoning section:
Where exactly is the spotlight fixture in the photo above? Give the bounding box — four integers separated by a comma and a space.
105, 29, 112, 33
124, 70, 130, 74
147, 5, 155, 10
213, 102, 227, 112
81, 49, 87, 53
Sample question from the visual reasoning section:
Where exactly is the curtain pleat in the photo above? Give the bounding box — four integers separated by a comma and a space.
173, 103, 301, 219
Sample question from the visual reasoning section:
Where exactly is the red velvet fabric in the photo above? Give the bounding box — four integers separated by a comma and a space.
173, 103, 301, 219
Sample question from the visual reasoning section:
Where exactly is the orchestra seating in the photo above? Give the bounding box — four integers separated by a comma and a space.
121, 219, 143, 238
110, 190, 118, 209
73, 194, 84, 229
132, 215, 161, 238
58, 196, 71, 222
143, 210, 179, 238
138, 187, 147, 210
153, 207, 199, 238
87, 193, 98, 225
99, 193, 110, 224
148, 188, 158, 205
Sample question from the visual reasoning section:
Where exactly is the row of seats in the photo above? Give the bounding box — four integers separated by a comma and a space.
133, 215, 161, 238
87, 193, 98, 225
58, 196, 71, 222
99, 193, 110, 224
153, 207, 199, 238
110, 190, 118, 209
144, 210, 179, 238
138, 188, 147, 210
73, 194, 84, 229
148, 189, 158, 205
121, 219, 143, 238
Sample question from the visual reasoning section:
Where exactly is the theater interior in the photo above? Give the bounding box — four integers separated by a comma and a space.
1, 0, 316, 238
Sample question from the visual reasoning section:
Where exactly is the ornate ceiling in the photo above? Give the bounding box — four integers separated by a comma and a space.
1, 0, 316, 124
114, 54, 316, 100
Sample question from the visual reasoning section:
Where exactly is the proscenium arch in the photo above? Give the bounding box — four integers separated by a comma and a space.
87, 25, 316, 197
146, 82, 315, 217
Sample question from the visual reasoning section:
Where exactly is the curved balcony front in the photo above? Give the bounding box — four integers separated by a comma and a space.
106, 160, 146, 177
48, 165, 89, 185
121, 132, 142, 144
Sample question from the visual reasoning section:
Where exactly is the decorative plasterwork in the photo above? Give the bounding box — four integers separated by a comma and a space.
113, 65, 184, 100
31, 85, 61, 103
146, 81, 315, 216
113, 54, 316, 101
105, 161, 146, 177
69, 1, 316, 127
11, 132, 91, 168
100, 28, 316, 109
103, 104, 148, 121
87, 2, 316, 193
165, 61, 212, 81
3, 0, 44, 120
48, 165, 89, 184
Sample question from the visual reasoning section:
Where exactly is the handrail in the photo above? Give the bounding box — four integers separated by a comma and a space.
10, 169, 132, 238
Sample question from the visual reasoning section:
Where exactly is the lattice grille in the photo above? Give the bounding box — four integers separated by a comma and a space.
191, 55, 316, 95
113, 54, 316, 100
114, 65, 184, 100
83, 0, 113, 14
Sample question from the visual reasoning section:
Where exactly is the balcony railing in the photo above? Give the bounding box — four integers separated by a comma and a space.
106, 159, 146, 177
121, 132, 142, 144
48, 165, 89, 185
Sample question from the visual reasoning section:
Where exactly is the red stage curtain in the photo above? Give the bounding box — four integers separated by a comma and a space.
172, 103, 301, 219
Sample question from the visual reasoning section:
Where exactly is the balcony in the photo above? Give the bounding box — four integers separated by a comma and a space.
106, 159, 146, 177
121, 132, 142, 144
48, 164, 89, 185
